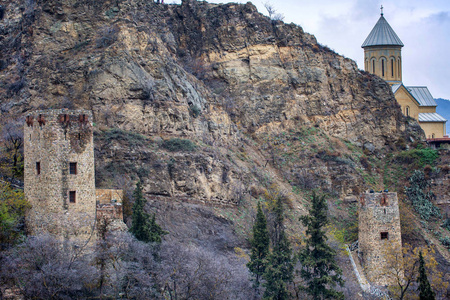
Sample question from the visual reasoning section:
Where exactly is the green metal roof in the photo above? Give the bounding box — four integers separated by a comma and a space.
362, 15, 404, 48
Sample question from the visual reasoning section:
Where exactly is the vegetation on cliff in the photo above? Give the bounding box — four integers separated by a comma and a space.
0, 0, 449, 298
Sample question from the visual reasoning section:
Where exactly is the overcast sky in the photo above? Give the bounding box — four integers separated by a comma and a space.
173, 0, 450, 99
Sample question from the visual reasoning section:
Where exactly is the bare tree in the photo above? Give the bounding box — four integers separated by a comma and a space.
1, 235, 98, 299
264, 2, 285, 22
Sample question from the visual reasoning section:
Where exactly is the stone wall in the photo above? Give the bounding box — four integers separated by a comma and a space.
96, 189, 124, 221
358, 192, 402, 286
24, 109, 96, 242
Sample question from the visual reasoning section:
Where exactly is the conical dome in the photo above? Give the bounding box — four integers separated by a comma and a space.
362, 15, 404, 48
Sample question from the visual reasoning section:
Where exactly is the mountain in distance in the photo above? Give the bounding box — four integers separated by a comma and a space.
435, 98, 450, 134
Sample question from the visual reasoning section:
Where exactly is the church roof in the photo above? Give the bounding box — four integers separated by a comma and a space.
362, 15, 404, 48
418, 113, 447, 123
391, 84, 402, 94
406, 86, 437, 107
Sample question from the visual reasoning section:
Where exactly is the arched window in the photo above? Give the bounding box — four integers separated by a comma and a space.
365, 59, 368, 71
405, 106, 410, 117
391, 58, 395, 77
398, 58, 401, 78
381, 59, 385, 77
372, 59, 376, 73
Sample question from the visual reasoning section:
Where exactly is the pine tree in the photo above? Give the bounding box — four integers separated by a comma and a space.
418, 251, 435, 300
129, 182, 166, 243
263, 196, 294, 300
299, 192, 344, 300
247, 202, 270, 287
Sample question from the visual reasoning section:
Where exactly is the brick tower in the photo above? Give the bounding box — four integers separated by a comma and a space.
24, 109, 96, 241
358, 192, 403, 285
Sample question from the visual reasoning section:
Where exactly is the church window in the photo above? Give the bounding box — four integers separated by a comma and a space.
372, 60, 376, 73
69, 191, 76, 203
391, 59, 394, 77
405, 106, 410, 117
380, 232, 389, 240
381, 59, 385, 77
398, 58, 401, 78
69, 162, 77, 175
36, 162, 41, 175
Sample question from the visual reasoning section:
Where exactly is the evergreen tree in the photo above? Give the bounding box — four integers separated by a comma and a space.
418, 251, 435, 300
299, 192, 344, 300
263, 196, 294, 300
247, 202, 270, 287
129, 182, 166, 243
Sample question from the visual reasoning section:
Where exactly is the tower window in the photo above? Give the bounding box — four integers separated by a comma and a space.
380, 232, 389, 240
391, 59, 394, 77
405, 106, 410, 117
69, 191, 76, 203
381, 60, 385, 77
36, 162, 41, 175
372, 60, 376, 73
69, 162, 77, 175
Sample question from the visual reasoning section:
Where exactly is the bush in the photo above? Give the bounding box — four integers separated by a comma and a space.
95, 25, 119, 48
161, 138, 196, 152
99, 128, 147, 147
443, 218, 450, 231
8, 79, 25, 95
395, 148, 439, 167
190, 105, 201, 118
439, 237, 450, 249
405, 170, 441, 220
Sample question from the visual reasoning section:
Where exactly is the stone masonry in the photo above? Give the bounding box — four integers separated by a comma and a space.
24, 109, 96, 242
358, 192, 403, 286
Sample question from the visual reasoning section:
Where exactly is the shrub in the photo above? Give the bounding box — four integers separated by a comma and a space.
443, 218, 450, 231
161, 138, 196, 152
190, 105, 201, 118
95, 25, 119, 48
439, 237, 450, 249
359, 156, 371, 172
99, 128, 147, 147
8, 79, 25, 95
405, 170, 441, 220
394, 148, 439, 168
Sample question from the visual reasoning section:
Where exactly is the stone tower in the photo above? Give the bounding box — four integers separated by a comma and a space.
358, 192, 403, 285
362, 11, 403, 84
24, 109, 96, 241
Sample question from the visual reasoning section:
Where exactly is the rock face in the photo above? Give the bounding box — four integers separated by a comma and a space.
0, 0, 422, 204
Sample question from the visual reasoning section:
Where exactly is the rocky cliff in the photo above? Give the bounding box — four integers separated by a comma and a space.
0, 0, 423, 206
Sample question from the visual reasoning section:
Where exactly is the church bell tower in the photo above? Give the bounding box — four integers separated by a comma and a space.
362, 7, 403, 84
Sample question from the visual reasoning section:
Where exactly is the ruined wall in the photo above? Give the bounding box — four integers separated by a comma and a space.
24, 109, 96, 242
96, 189, 123, 221
358, 192, 402, 285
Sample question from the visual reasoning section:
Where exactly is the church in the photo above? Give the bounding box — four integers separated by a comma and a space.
362, 9, 447, 140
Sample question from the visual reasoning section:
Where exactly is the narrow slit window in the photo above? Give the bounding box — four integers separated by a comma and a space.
36, 162, 41, 175
381, 60, 385, 77
69, 162, 77, 175
380, 232, 389, 240
69, 191, 76, 203
391, 59, 394, 77
406, 106, 410, 117
372, 60, 376, 73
